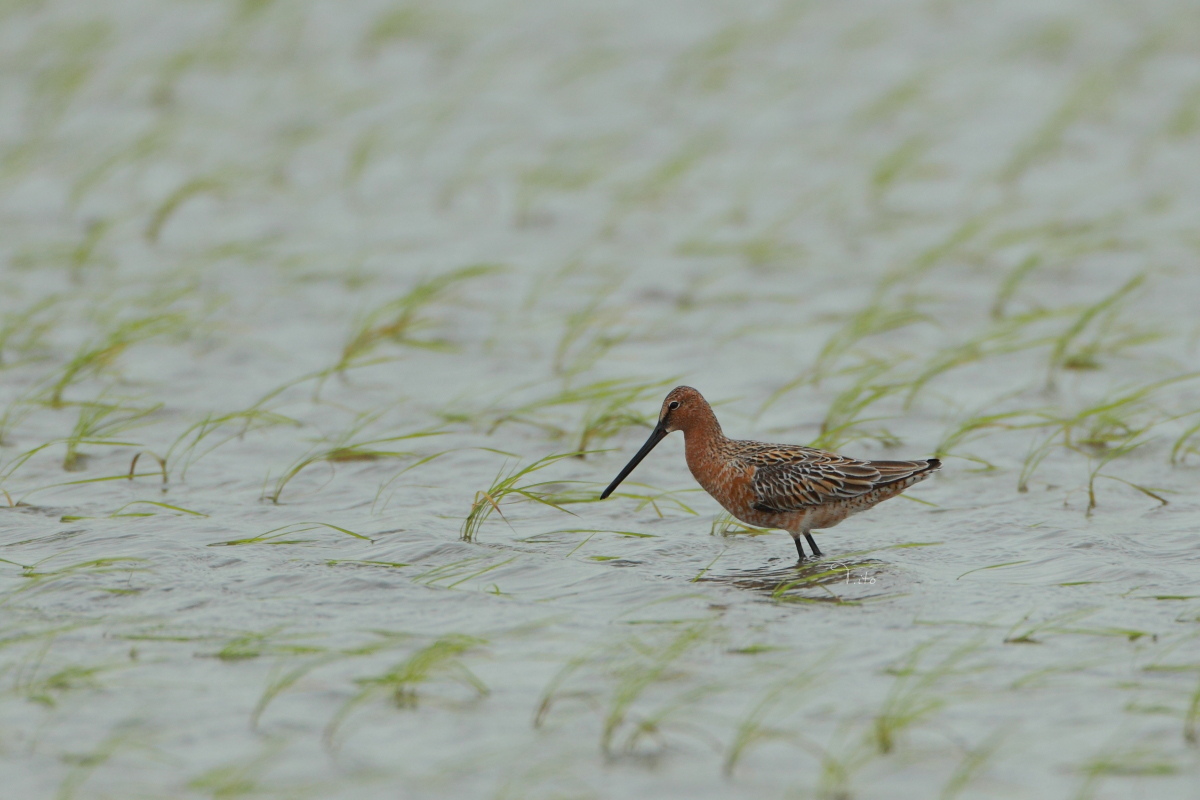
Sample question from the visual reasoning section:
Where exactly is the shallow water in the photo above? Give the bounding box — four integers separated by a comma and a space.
2, 1, 1200, 798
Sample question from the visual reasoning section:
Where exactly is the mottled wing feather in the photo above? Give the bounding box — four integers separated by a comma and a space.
739, 442, 926, 513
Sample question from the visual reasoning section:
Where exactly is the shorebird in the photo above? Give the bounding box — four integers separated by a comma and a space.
600, 386, 939, 559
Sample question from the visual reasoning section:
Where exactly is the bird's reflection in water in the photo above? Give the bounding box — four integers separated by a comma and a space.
701, 555, 889, 603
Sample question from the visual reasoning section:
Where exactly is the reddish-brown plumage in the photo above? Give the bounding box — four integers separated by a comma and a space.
601, 386, 940, 559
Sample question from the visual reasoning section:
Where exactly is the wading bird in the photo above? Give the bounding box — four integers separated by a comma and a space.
600, 386, 939, 559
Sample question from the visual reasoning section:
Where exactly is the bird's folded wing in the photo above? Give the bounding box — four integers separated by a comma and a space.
746, 447, 883, 512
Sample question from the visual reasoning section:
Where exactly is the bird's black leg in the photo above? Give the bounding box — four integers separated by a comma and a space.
793, 535, 807, 560
804, 532, 822, 557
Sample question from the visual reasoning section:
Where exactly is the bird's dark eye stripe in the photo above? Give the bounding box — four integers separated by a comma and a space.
668, 401, 680, 409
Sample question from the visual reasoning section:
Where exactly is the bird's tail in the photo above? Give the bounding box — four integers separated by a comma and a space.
870, 458, 940, 489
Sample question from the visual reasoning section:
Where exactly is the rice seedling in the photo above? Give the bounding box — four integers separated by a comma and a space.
460, 452, 591, 542
1087, 371, 1191, 469
59, 500, 207, 522
333, 264, 500, 373
165, 408, 300, 481
144, 172, 234, 243
369, 449, 455, 513
45, 313, 185, 407
20, 19, 112, 129
876, 214, 990, 294
0, 619, 85, 657
871, 638, 979, 755
937, 728, 1008, 800
667, 269, 755, 313
126, 450, 166, 484
1006, 17, 1074, 59
515, 136, 613, 226
1009, 661, 1098, 690
1082, 435, 1168, 517
935, 407, 1044, 470
0, 382, 44, 447
1003, 608, 1098, 644
808, 362, 904, 450
687, 548, 726, 582
518, 528, 658, 546
811, 739, 867, 800
903, 309, 1061, 409
723, 653, 831, 775
204, 628, 325, 661
676, 226, 806, 271
344, 124, 383, 188
1045, 274, 1154, 386
324, 634, 488, 749
709, 511, 771, 537
870, 135, 930, 200
1167, 82, 1200, 137
761, 296, 927, 408
534, 621, 716, 757
573, 382, 672, 453
65, 219, 115, 282
360, 2, 463, 60
990, 255, 1042, 319
8, 639, 112, 707
476, 377, 673, 449
1031, 617, 1156, 642
610, 485, 702, 518
1185, 675, 1200, 746
69, 123, 173, 208
533, 645, 605, 729
669, 1, 806, 92
325, 559, 409, 569
670, 22, 749, 93
10, 227, 114, 283
12, 470, 165, 507
435, 138, 506, 209
1169, 417, 1200, 464
855, 71, 927, 126
1067, 400, 1154, 453
1000, 60, 1124, 184
61, 399, 161, 471
1017, 374, 1196, 491
0, 555, 149, 606
265, 413, 443, 503
251, 654, 343, 730
208, 522, 370, 547
0, 293, 59, 366
55, 722, 151, 800
604, 133, 720, 233
769, 718, 870, 800
553, 288, 631, 378
1072, 740, 1179, 800
956, 561, 1030, 581
410, 555, 516, 590
603, 674, 721, 759
186, 740, 290, 799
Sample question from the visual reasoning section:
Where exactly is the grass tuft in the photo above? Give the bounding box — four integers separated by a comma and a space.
266, 413, 443, 503
461, 452, 592, 541
1046, 274, 1148, 388
324, 634, 488, 749
335, 265, 500, 373
872, 639, 978, 754
46, 314, 185, 407
723, 653, 830, 775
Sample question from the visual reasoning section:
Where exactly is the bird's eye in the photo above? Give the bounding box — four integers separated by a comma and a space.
668, 401, 680, 410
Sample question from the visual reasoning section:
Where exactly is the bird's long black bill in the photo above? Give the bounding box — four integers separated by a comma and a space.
600, 424, 668, 499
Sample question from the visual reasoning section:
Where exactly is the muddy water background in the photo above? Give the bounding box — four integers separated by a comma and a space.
3, 1, 1200, 798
